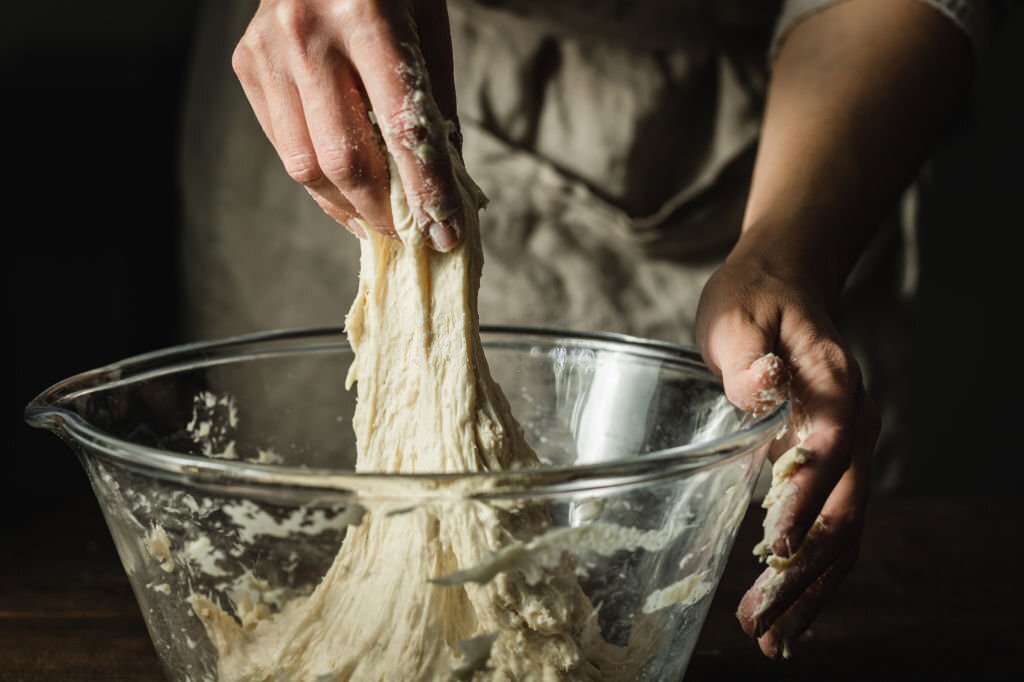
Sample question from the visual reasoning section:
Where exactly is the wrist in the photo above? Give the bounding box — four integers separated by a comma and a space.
726, 221, 845, 308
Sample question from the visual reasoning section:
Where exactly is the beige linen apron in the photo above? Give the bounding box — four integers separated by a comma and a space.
180, 0, 912, 486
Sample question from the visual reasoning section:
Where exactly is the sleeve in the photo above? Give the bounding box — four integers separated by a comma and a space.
770, 0, 1020, 63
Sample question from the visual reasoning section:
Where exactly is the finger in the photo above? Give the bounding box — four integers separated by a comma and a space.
290, 47, 394, 234
757, 547, 858, 659
737, 515, 842, 637
234, 24, 306, 172
753, 546, 857, 659
769, 373, 877, 558
232, 40, 278, 146
346, 5, 464, 251
699, 306, 788, 414
272, 93, 364, 237
256, 51, 366, 237
738, 402, 873, 636
304, 182, 366, 237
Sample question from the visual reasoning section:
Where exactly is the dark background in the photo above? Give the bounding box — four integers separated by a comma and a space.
6, 1, 201, 523
1, 2, 1023, 679
4, 0, 1024, 580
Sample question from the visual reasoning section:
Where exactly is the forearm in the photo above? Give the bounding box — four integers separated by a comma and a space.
734, 0, 972, 303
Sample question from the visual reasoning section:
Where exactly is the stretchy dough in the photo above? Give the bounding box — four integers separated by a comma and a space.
191, 148, 652, 680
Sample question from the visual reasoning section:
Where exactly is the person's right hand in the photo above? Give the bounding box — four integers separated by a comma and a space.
232, 0, 464, 250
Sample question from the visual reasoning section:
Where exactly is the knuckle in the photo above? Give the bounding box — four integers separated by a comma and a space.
282, 150, 322, 185
384, 108, 433, 153
331, 0, 380, 26
230, 44, 249, 77
241, 18, 271, 52
318, 146, 370, 189
236, 27, 275, 73
814, 336, 861, 392
817, 511, 862, 545
273, 0, 317, 42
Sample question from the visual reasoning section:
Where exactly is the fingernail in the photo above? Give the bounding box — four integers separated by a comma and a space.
761, 629, 793, 660
773, 531, 797, 558
428, 221, 458, 252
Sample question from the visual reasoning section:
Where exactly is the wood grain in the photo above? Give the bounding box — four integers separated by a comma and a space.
2, 498, 1019, 681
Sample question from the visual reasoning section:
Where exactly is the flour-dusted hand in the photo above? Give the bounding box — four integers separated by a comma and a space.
232, 0, 463, 250
692, 0, 971, 658
696, 253, 879, 659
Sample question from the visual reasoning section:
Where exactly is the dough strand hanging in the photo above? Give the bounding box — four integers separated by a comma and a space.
192, 142, 651, 681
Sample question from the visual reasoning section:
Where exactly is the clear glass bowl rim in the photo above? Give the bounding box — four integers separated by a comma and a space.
25, 326, 790, 498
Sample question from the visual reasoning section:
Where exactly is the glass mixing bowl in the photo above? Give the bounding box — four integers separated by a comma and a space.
26, 327, 788, 681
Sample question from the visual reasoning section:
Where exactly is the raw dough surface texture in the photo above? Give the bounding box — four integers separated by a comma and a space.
192, 150, 650, 680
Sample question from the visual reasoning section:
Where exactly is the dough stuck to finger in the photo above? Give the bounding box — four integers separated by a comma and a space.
754, 445, 813, 562
353, 31, 465, 244
190, 129, 659, 681
757, 546, 857, 659
750, 353, 790, 415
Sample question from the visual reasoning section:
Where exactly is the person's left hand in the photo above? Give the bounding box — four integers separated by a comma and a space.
695, 244, 880, 659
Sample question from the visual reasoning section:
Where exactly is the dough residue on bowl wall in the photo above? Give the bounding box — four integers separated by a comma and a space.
187, 140, 711, 681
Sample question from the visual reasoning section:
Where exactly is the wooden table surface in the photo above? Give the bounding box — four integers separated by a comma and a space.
1, 497, 1019, 681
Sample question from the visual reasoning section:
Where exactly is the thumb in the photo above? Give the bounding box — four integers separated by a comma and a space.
700, 315, 789, 415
